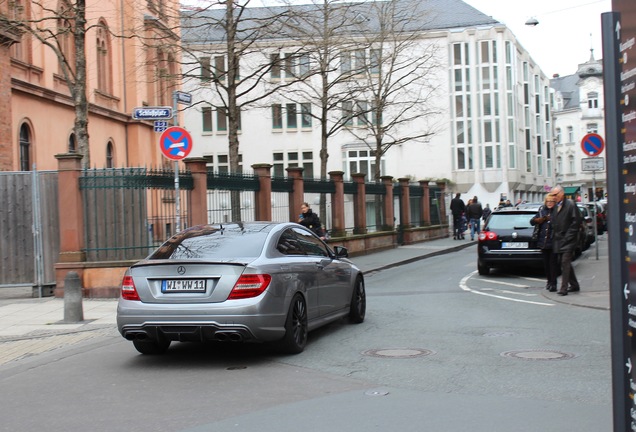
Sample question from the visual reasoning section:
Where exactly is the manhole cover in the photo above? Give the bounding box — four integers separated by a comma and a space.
362, 348, 435, 359
501, 349, 577, 361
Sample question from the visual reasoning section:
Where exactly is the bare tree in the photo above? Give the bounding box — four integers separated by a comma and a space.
181, 0, 309, 221
345, 0, 442, 184
275, 0, 367, 224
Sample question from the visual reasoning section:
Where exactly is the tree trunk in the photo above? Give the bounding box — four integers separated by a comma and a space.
74, 0, 90, 169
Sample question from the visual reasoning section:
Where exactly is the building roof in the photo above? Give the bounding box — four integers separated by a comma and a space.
181, 0, 500, 44
550, 51, 603, 111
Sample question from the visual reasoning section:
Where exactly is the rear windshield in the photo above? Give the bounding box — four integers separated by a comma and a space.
148, 225, 269, 260
487, 213, 534, 230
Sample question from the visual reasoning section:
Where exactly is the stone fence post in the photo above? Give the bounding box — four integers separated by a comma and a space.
398, 178, 411, 228
420, 180, 431, 226
436, 181, 447, 224
381, 176, 394, 230
351, 173, 367, 234
287, 167, 304, 222
329, 171, 346, 237
184, 158, 208, 226
252, 164, 273, 221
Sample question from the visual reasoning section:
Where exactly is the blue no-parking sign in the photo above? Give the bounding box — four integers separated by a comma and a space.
159, 127, 193, 161
580, 133, 605, 156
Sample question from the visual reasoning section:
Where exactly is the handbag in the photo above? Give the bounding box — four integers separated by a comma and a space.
531, 224, 540, 241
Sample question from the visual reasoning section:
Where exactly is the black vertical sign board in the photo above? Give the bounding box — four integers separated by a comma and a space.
604, 2, 636, 430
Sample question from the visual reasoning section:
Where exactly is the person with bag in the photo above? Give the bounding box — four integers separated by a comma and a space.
450, 193, 466, 240
298, 202, 325, 240
530, 194, 558, 292
466, 196, 483, 241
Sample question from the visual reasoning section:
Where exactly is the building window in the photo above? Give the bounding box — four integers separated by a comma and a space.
356, 101, 368, 126
341, 50, 352, 73
370, 49, 381, 74
216, 109, 227, 131
301, 103, 312, 128
96, 20, 112, 94
200, 57, 211, 82
68, 133, 76, 153
273, 151, 314, 178
270, 54, 281, 79
555, 128, 561, 144
106, 141, 114, 168
587, 92, 599, 109
19, 123, 31, 172
214, 55, 226, 81
298, 53, 310, 76
342, 101, 353, 126
284, 53, 295, 78
286, 103, 297, 129
567, 126, 574, 143
272, 104, 283, 129
568, 155, 575, 173
344, 149, 384, 180
58, 0, 76, 75
217, 154, 242, 174
10, 0, 32, 62
202, 107, 213, 132
557, 156, 563, 174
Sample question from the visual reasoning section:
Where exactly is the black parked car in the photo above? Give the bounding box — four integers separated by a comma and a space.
477, 204, 586, 275
477, 208, 542, 275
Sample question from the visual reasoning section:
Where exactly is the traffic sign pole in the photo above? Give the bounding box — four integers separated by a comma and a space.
173, 92, 180, 234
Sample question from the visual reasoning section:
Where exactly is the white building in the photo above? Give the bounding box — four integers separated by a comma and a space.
181, 0, 555, 209
550, 51, 606, 202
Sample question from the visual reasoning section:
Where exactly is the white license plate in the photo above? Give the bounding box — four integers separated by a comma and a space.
162, 279, 206, 293
502, 242, 528, 249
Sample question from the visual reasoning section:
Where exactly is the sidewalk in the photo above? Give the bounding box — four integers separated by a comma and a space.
0, 234, 610, 364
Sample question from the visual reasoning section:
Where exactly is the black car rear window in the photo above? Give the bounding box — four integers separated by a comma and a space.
487, 213, 535, 230
148, 225, 269, 260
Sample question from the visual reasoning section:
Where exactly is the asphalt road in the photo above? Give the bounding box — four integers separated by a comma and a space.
0, 247, 611, 432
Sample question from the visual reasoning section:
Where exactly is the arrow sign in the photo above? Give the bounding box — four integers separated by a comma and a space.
625, 283, 630, 300
159, 127, 193, 161
627, 357, 632, 374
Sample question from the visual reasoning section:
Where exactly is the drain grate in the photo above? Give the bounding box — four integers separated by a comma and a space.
501, 349, 577, 361
362, 348, 435, 359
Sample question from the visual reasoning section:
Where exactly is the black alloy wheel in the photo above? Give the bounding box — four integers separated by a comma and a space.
278, 294, 308, 354
349, 277, 366, 323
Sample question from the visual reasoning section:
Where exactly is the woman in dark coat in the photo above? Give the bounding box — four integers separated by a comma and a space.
298, 202, 325, 239
530, 195, 557, 291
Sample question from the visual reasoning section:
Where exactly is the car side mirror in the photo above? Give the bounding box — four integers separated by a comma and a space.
585, 216, 592, 223
333, 245, 349, 258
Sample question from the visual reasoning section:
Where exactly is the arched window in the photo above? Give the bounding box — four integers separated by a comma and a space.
96, 20, 112, 93
19, 124, 31, 171
106, 141, 114, 168
57, 0, 76, 75
68, 133, 76, 153
556, 156, 562, 175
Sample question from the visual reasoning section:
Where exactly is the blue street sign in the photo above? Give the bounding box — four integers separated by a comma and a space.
132, 106, 173, 120
154, 121, 168, 133
174, 91, 192, 105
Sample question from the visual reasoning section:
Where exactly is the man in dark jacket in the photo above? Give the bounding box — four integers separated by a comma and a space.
549, 186, 582, 296
450, 193, 466, 240
466, 196, 483, 241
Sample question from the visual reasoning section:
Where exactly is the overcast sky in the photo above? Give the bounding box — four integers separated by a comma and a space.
462, 0, 611, 77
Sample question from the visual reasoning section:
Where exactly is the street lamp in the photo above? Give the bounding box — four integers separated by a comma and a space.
525, 17, 539, 26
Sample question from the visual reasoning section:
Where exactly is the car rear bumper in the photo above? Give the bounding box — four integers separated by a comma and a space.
478, 247, 543, 266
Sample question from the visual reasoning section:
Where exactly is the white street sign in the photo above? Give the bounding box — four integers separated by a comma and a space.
581, 157, 605, 172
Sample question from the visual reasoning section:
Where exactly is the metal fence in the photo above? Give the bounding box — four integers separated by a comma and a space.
0, 171, 59, 292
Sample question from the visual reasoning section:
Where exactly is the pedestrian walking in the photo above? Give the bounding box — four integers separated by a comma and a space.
530, 194, 558, 292
450, 193, 466, 240
466, 196, 483, 241
549, 185, 582, 296
482, 204, 492, 222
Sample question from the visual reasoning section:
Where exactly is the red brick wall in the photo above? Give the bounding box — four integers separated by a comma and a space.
0, 46, 13, 171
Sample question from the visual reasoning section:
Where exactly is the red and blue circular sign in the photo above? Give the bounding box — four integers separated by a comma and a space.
580, 133, 605, 156
159, 126, 193, 161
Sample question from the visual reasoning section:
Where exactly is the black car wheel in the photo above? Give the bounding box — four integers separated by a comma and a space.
278, 294, 308, 354
132, 337, 171, 355
349, 277, 366, 324
477, 260, 490, 275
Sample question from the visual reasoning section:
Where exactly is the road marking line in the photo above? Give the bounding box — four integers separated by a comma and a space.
480, 278, 529, 288
460, 271, 554, 306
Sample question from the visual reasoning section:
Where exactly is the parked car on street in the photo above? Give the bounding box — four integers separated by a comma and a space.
585, 202, 606, 235
577, 204, 596, 248
117, 222, 366, 355
477, 207, 542, 275
477, 204, 586, 275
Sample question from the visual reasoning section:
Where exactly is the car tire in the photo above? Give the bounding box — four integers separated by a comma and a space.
349, 277, 366, 324
277, 294, 308, 354
132, 337, 171, 355
477, 260, 490, 275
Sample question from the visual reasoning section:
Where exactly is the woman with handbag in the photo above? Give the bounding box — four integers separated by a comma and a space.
530, 195, 558, 291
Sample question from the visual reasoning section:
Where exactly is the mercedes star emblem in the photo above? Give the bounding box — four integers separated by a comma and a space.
177, 266, 186, 275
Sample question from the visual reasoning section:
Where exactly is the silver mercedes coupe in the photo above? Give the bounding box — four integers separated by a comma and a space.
116, 222, 366, 355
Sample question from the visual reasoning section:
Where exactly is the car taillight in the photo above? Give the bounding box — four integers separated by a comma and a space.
479, 231, 498, 241
228, 274, 271, 300
121, 275, 140, 301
